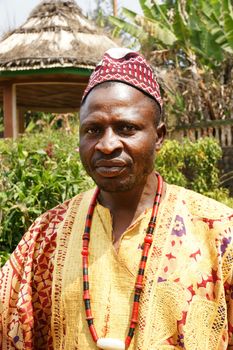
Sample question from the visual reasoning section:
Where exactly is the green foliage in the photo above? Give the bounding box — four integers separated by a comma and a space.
111, 0, 233, 67
89, 0, 118, 32
156, 137, 232, 203
0, 129, 94, 256
156, 139, 187, 187
24, 111, 78, 133
0, 251, 10, 267
110, 0, 233, 126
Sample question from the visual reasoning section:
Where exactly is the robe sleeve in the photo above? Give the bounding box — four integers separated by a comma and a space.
226, 258, 233, 349
0, 202, 69, 350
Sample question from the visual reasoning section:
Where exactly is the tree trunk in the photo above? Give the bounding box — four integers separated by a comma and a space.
113, 0, 117, 16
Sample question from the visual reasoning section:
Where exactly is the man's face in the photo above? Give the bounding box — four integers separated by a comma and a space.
79, 82, 165, 192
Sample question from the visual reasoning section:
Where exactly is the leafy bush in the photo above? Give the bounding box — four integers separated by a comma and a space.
156, 137, 233, 208
156, 137, 222, 193
0, 132, 232, 264
0, 129, 93, 257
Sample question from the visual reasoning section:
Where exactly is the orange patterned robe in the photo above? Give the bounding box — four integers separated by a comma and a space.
1, 185, 233, 349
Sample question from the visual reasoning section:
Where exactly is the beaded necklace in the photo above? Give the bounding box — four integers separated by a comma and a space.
82, 173, 163, 349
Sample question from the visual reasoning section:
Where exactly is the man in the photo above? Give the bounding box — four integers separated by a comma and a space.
0, 48, 233, 350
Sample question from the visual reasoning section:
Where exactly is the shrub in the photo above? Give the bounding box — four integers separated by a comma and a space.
0, 128, 93, 257
155, 137, 222, 193
155, 137, 233, 208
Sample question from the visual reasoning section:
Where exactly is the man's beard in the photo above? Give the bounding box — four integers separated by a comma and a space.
91, 166, 154, 193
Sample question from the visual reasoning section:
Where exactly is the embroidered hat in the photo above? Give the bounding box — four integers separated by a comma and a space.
82, 48, 163, 110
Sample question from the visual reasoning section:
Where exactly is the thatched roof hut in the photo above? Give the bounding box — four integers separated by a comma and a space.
0, 0, 117, 71
0, 0, 117, 137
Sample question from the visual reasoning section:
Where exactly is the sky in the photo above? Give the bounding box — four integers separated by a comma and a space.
0, 0, 142, 36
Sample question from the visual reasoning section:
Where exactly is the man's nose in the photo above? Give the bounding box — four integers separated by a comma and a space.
95, 128, 122, 154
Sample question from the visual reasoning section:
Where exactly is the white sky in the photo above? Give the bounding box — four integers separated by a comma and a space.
0, 0, 142, 36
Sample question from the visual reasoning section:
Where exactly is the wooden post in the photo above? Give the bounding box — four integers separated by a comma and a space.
17, 108, 26, 134
113, 0, 117, 16
3, 83, 17, 138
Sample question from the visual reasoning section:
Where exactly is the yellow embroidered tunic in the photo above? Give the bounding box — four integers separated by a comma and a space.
1, 184, 233, 350
51, 185, 233, 350
53, 190, 153, 349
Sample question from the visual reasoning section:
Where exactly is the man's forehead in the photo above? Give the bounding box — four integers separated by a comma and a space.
80, 81, 161, 128
81, 81, 158, 112
85, 81, 144, 102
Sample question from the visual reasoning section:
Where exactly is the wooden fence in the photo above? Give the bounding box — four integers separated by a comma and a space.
171, 119, 233, 148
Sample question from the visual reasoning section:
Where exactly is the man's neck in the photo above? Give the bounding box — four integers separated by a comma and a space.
98, 172, 160, 248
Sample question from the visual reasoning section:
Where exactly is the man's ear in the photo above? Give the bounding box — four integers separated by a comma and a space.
155, 123, 166, 151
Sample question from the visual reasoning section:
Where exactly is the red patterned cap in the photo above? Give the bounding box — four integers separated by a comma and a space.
82, 48, 163, 110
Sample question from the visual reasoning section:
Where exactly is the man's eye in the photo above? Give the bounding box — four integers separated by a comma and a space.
86, 127, 100, 134
120, 125, 137, 133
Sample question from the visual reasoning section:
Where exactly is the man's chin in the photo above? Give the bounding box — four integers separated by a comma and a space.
93, 176, 135, 193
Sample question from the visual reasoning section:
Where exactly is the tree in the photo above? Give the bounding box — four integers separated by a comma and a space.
109, 0, 233, 126
113, 0, 118, 16
91, 0, 118, 27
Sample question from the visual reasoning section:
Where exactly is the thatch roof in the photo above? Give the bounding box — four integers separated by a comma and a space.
0, 0, 118, 71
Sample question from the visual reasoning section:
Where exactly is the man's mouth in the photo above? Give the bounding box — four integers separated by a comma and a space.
94, 159, 127, 178
94, 159, 127, 167
95, 166, 126, 177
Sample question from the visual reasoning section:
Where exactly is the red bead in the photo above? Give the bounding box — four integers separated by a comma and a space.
144, 235, 153, 244
86, 308, 92, 317
132, 301, 139, 311
81, 249, 88, 256
131, 302, 139, 323
135, 283, 143, 290
83, 233, 90, 240
83, 291, 90, 299
86, 316, 94, 320
140, 262, 146, 271
131, 318, 138, 324
89, 325, 98, 342
83, 240, 89, 248
136, 274, 143, 284
125, 336, 132, 347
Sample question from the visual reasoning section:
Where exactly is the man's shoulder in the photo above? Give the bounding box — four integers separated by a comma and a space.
30, 197, 72, 233
15, 189, 93, 251
36, 188, 95, 227
167, 183, 233, 221
3, 189, 95, 271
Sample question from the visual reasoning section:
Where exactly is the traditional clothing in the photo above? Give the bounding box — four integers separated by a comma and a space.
1, 184, 233, 349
